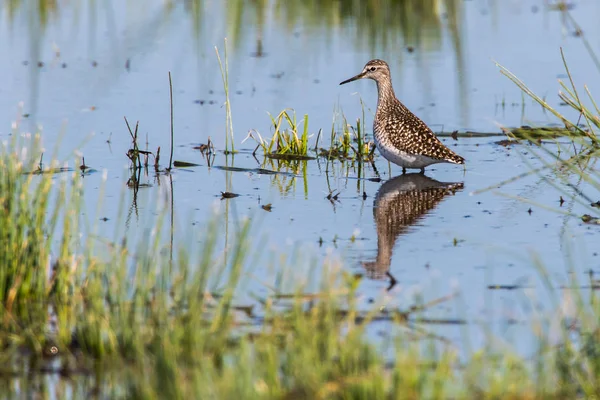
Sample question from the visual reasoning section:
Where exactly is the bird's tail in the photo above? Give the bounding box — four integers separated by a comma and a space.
447, 152, 465, 165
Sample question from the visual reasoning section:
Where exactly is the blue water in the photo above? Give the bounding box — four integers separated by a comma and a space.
1, 0, 600, 357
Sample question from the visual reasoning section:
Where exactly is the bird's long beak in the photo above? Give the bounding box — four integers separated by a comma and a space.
339, 72, 365, 85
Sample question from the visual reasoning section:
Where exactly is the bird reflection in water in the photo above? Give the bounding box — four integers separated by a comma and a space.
363, 173, 463, 290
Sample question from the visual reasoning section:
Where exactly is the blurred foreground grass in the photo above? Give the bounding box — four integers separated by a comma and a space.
1, 127, 600, 398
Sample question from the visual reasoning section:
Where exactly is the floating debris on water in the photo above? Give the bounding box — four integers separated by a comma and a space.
173, 160, 200, 167
326, 190, 340, 202
487, 284, 523, 290
220, 191, 239, 199
582, 214, 600, 224
494, 139, 518, 147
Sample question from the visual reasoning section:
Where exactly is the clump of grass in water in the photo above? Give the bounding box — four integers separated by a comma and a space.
486, 48, 600, 202
317, 99, 374, 163
496, 48, 598, 144
123, 72, 176, 191
246, 108, 314, 160
321, 113, 374, 162
246, 105, 374, 163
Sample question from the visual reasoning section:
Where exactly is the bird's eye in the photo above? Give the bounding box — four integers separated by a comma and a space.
369, 67, 377, 72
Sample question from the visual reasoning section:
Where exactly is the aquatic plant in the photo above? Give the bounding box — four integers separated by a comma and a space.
168, 71, 174, 169
246, 105, 374, 164
3, 124, 600, 398
246, 108, 312, 159
216, 39, 235, 154
321, 108, 374, 162
488, 48, 600, 208
497, 48, 598, 143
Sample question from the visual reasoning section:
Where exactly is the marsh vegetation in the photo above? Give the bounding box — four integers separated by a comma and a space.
2, 0, 600, 398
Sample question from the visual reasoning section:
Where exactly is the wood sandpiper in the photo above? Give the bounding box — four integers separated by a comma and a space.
340, 59, 465, 174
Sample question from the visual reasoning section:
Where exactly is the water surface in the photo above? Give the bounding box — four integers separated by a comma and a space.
1, 0, 600, 355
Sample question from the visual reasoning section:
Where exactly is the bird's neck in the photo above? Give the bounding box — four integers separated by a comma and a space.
375, 79, 397, 111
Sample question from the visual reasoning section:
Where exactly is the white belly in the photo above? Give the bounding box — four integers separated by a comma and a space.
375, 139, 444, 169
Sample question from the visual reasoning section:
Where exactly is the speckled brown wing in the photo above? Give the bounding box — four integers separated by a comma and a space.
379, 101, 465, 164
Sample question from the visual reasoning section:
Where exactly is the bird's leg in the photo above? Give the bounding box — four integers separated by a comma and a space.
419, 167, 425, 174
402, 167, 406, 174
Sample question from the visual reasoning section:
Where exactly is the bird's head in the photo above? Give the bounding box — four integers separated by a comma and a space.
340, 59, 391, 85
